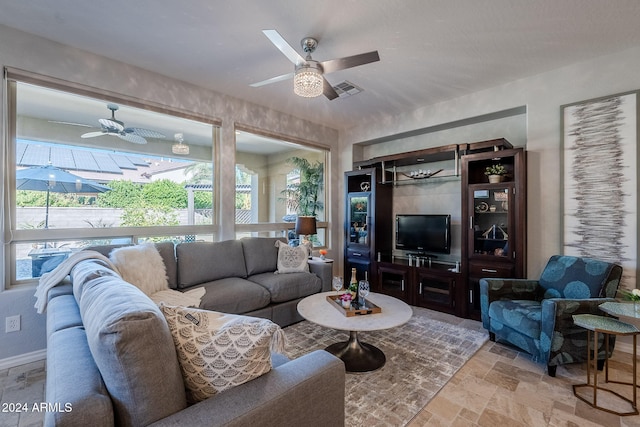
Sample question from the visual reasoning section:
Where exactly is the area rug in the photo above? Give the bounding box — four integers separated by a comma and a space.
283, 306, 488, 426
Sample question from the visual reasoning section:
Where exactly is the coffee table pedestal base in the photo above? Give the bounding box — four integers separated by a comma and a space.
325, 331, 385, 372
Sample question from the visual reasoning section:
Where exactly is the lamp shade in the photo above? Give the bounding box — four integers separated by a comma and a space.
295, 216, 317, 235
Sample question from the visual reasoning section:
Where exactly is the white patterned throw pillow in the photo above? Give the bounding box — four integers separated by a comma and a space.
159, 304, 285, 403
274, 240, 309, 273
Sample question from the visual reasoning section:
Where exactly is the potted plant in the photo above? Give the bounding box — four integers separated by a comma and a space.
280, 157, 324, 217
340, 293, 353, 309
484, 164, 507, 183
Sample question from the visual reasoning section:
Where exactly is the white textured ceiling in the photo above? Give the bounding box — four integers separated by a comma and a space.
1, 0, 640, 130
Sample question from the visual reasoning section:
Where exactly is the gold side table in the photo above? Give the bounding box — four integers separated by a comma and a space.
572, 313, 639, 416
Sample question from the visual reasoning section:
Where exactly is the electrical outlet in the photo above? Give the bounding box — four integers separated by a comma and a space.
6, 315, 20, 333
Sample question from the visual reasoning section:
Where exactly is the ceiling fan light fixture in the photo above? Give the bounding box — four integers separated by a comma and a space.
294, 63, 323, 98
172, 133, 189, 155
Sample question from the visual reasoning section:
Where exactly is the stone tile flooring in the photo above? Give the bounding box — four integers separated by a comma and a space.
408, 338, 640, 427
3, 338, 640, 426
0, 360, 45, 427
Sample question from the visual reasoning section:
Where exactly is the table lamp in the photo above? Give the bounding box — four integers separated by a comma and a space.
295, 216, 317, 253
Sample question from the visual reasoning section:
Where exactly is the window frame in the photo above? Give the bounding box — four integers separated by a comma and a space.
233, 125, 329, 247
3, 68, 221, 288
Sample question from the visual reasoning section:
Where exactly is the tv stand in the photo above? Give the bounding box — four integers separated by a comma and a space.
376, 257, 460, 315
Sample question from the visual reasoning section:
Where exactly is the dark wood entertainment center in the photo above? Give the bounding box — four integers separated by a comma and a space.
345, 138, 526, 320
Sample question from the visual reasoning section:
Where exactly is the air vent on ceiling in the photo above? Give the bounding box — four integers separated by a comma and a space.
332, 81, 363, 98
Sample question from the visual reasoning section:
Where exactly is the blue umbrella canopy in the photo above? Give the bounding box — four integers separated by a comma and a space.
16, 165, 110, 228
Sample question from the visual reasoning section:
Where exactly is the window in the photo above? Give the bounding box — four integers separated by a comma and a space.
234, 130, 327, 247
4, 74, 219, 285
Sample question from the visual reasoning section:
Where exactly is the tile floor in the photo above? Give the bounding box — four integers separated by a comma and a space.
3, 337, 640, 426
408, 338, 640, 427
0, 360, 45, 427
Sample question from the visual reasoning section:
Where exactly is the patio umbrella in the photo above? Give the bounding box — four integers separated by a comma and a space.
16, 164, 111, 228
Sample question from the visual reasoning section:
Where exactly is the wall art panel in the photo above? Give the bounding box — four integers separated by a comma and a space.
562, 91, 638, 290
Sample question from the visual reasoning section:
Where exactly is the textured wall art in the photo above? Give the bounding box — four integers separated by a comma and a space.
562, 91, 638, 291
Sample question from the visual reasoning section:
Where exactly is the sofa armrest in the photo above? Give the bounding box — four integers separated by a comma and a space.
308, 260, 333, 292
479, 278, 541, 328
149, 350, 345, 427
541, 297, 617, 367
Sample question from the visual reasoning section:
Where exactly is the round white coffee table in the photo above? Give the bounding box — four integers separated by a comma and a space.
297, 291, 412, 372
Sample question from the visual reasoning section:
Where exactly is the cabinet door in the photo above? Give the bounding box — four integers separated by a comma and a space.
347, 192, 371, 246
466, 260, 514, 319
469, 185, 514, 261
346, 259, 371, 284
415, 269, 456, 314
376, 264, 411, 302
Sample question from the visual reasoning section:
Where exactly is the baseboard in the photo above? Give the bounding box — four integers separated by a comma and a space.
0, 349, 46, 371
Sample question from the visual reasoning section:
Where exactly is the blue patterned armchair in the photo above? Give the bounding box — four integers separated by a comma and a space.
480, 255, 622, 377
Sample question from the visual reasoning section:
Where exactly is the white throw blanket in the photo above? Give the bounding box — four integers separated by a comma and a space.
150, 288, 205, 308
34, 248, 205, 313
34, 250, 119, 314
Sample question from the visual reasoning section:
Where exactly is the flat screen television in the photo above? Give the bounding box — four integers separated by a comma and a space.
395, 214, 451, 254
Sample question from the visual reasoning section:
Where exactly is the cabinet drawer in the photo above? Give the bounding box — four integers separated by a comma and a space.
469, 263, 513, 278
347, 248, 370, 259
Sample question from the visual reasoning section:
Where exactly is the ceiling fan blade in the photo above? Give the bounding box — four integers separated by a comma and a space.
48, 120, 93, 128
250, 72, 295, 88
118, 133, 147, 144
99, 118, 125, 132
323, 77, 339, 100
125, 127, 166, 139
81, 131, 107, 138
262, 29, 306, 66
320, 50, 380, 74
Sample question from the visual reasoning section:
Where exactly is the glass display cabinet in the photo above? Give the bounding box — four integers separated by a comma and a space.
461, 147, 526, 320
471, 186, 513, 258
344, 168, 393, 285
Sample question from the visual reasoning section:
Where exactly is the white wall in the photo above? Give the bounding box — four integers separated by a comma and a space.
0, 24, 339, 363
341, 46, 640, 285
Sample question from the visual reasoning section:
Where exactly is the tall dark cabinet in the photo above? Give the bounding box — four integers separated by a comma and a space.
344, 168, 393, 283
461, 147, 526, 319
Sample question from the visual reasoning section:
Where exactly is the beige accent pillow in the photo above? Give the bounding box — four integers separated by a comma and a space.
109, 244, 169, 296
159, 304, 284, 403
274, 240, 309, 273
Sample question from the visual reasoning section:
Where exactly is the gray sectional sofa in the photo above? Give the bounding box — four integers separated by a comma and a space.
43, 237, 345, 426
89, 236, 333, 326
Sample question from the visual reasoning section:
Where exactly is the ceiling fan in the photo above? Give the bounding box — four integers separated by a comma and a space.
80, 103, 165, 144
250, 30, 380, 100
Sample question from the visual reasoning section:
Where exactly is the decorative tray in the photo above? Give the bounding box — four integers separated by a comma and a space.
326, 295, 382, 317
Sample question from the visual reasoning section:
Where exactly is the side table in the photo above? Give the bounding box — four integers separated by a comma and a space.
572, 313, 640, 416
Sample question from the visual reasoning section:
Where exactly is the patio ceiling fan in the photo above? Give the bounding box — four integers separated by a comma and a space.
250, 30, 380, 100
80, 103, 165, 144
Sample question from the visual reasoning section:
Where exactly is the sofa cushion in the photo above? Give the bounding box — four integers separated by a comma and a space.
46, 294, 83, 336
241, 237, 285, 275
84, 242, 178, 289
249, 272, 322, 303
177, 240, 247, 288
160, 304, 283, 403
45, 326, 114, 427
155, 241, 179, 289
274, 240, 309, 274
109, 243, 169, 296
75, 273, 187, 427
197, 277, 271, 314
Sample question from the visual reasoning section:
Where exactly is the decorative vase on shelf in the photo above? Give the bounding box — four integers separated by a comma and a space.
635, 301, 640, 315
488, 174, 504, 184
